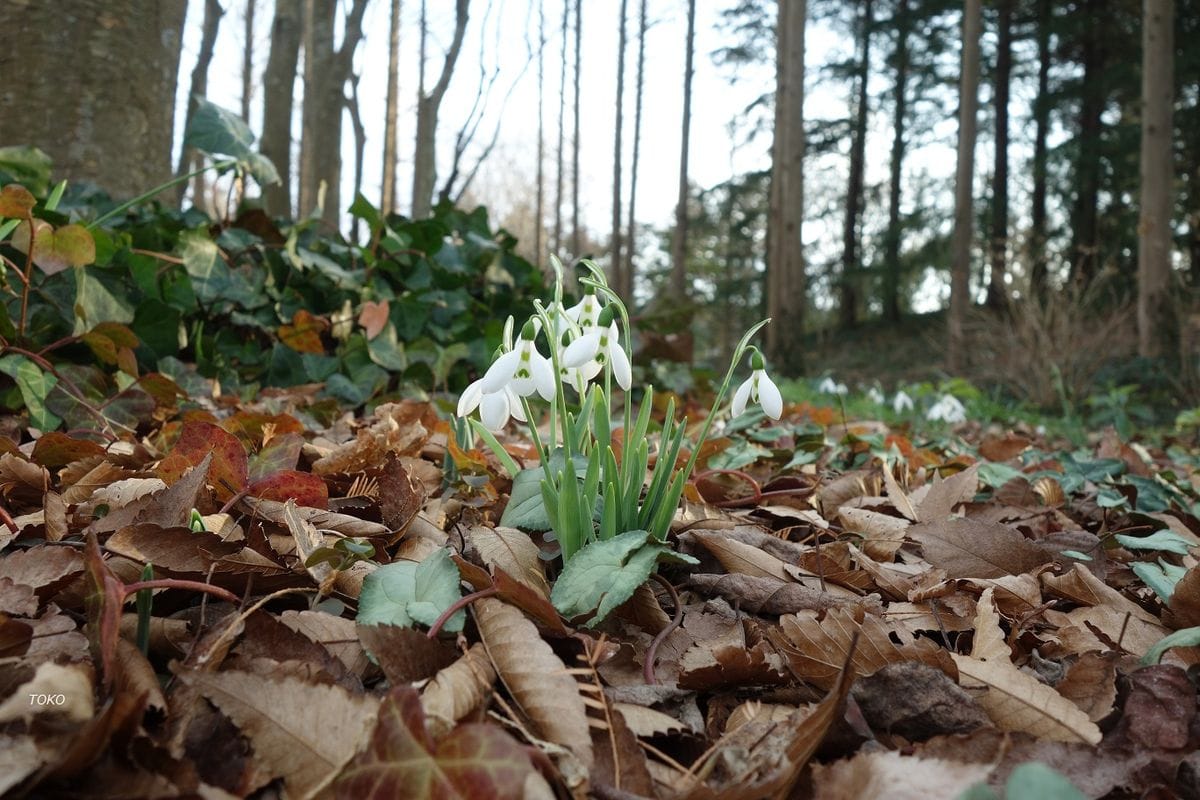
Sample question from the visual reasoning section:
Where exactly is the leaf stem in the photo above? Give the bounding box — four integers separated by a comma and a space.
426, 585, 497, 638
643, 573, 682, 685
123, 579, 240, 605
87, 159, 236, 230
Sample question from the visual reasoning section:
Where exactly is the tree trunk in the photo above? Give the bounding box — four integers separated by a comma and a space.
626, 0, 648, 298
411, 0, 470, 220
381, 0, 402, 216
177, 0, 225, 209
611, 0, 629, 298
1029, 0, 1051, 297
1071, 0, 1106, 283
535, 0, 546, 270
670, 0, 697, 297
554, 0, 568, 255
1137, 0, 1174, 358
883, 0, 909, 324
261, 0, 302, 217
947, 0, 982, 374
0, 0, 187, 200
571, 0, 582, 256
839, 0, 874, 329
241, 0, 257, 122
987, 0, 1012, 308
766, 0, 807, 375
347, 74, 366, 241
299, 0, 369, 229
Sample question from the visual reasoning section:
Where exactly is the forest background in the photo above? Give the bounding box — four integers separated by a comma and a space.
0, 0, 1194, 429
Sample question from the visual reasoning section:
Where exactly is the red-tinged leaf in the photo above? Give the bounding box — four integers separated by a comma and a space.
359, 299, 390, 340
379, 454, 426, 533
135, 372, 186, 408
247, 432, 304, 482
82, 532, 125, 688
116, 346, 138, 377
335, 686, 534, 800
248, 470, 329, 509
0, 183, 35, 217
81, 322, 140, 366
13, 220, 95, 273
278, 309, 328, 354
30, 432, 106, 469
157, 421, 248, 500
221, 410, 305, 446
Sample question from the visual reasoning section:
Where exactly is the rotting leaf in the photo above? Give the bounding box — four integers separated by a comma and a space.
909, 517, 1049, 578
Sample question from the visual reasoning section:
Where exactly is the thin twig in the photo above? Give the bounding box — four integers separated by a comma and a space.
643, 572, 683, 685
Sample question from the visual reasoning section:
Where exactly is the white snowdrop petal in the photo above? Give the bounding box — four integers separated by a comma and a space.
731, 378, 753, 417
480, 391, 510, 431
480, 350, 520, 394
758, 372, 784, 419
609, 342, 632, 390
562, 333, 601, 368
457, 378, 484, 417
506, 387, 527, 422
533, 355, 556, 401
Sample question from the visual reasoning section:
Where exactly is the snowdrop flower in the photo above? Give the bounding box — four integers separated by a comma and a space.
731, 350, 783, 420
561, 306, 631, 390
866, 386, 885, 405
892, 390, 914, 414
457, 377, 527, 432
817, 377, 848, 396
479, 321, 556, 401
926, 394, 966, 424
564, 285, 601, 330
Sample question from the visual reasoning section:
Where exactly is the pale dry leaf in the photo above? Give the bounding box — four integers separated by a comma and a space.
466, 525, 550, 598
814, 470, 873, 517
612, 702, 694, 737
60, 459, 131, 505
88, 453, 212, 535
811, 749, 993, 800
0, 452, 49, 497
951, 653, 1101, 744
242, 496, 390, 539
909, 517, 1049, 578
421, 642, 498, 738
0, 661, 94, 723
113, 638, 167, 712
280, 610, 370, 678
839, 507, 910, 561
917, 463, 979, 522
775, 606, 956, 690
43, 491, 67, 542
971, 588, 1011, 662
282, 498, 333, 588
881, 460, 919, 521
86, 477, 167, 513
690, 531, 791, 580
0, 545, 84, 597
962, 573, 1043, 616
1050, 605, 1180, 663
474, 596, 593, 768
1041, 564, 1158, 624
311, 402, 429, 475
725, 701, 803, 733
178, 668, 379, 799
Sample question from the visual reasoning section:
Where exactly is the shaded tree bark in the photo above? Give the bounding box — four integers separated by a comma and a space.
766, 0, 807, 375
1137, 0, 1174, 357
987, 0, 1012, 308
611, 0, 629, 298
948, 0, 982, 373
241, 0, 256, 121
1070, 0, 1106, 283
839, 0, 874, 329
883, 0, 910, 324
381, 0, 403, 215
411, 0, 470, 220
626, 0, 648, 296
299, 0, 369, 228
0, 0, 187, 199
261, 0, 302, 217
554, 0, 568, 254
1029, 0, 1051, 297
177, 0, 225, 207
571, 0, 582, 256
670, 0, 697, 297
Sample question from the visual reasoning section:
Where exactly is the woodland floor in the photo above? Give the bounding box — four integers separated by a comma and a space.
2, 387, 1200, 799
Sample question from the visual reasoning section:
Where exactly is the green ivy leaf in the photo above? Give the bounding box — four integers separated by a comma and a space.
1114, 530, 1194, 555
0, 355, 62, 432
182, 98, 280, 185
1003, 763, 1087, 800
0, 146, 52, 196
1141, 626, 1200, 666
550, 530, 698, 626
357, 548, 465, 632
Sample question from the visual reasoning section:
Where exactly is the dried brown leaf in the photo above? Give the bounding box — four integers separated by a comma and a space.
474, 596, 593, 768
811, 750, 993, 800
917, 464, 979, 522
881, 460, 919, 521
280, 610, 370, 678
241, 496, 390, 538
0, 544, 84, 598
851, 661, 989, 739
686, 573, 856, 615
612, 701, 693, 737
1056, 651, 1118, 722
466, 525, 550, 598
105, 524, 243, 574
177, 668, 378, 798
88, 453, 212, 535
909, 517, 1049, 578
839, 506, 910, 560
421, 642, 497, 737
689, 531, 791, 580
678, 621, 789, 690
357, 623, 458, 685
970, 588, 1011, 662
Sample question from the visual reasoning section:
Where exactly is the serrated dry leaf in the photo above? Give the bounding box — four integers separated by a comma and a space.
909, 517, 1049, 578
280, 610, 369, 678
357, 623, 457, 686
421, 642, 498, 737
839, 506, 910, 560
474, 597, 593, 768
0, 545, 83, 598
85, 477, 166, 512
282, 499, 333, 588
811, 749, 993, 800
774, 606, 956, 690
951, 653, 1102, 744
971, 588, 1011, 662
917, 464, 979, 521
612, 701, 693, 737
726, 701, 802, 732
466, 525, 550, 599
88, 453, 212, 535
679, 622, 789, 690
177, 668, 379, 798
690, 531, 792, 580
242, 496, 390, 539
105, 524, 242, 574
881, 460, 919, 521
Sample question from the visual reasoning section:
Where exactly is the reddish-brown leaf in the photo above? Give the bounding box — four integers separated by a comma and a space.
278, 309, 329, 354
335, 686, 534, 800
157, 421, 248, 500
908, 517, 1049, 578
30, 432, 106, 469
358, 299, 390, 340
248, 470, 329, 509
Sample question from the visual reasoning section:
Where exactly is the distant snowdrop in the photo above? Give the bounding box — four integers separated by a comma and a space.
866, 386, 885, 405
817, 377, 848, 396
926, 394, 966, 424
892, 390, 914, 414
